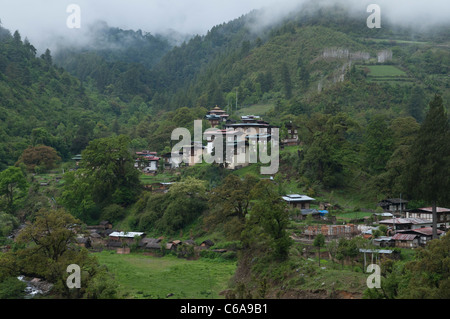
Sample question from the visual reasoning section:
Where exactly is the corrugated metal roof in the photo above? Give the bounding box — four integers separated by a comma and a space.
109, 231, 144, 238
379, 218, 431, 225
392, 233, 418, 241
399, 227, 444, 236
418, 207, 450, 213
359, 249, 393, 254
282, 194, 315, 202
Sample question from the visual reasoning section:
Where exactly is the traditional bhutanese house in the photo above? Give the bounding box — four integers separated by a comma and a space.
204, 128, 228, 156
372, 236, 394, 247
405, 207, 450, 228
135, 154, 160, 173
378, 217, 432, 232
391, 233, 419, 248
139, 238, 162, 250
225, 122, 270, 135
393, 227, 444, 248
174, 142, 205, 166
75, 236, 91, 248
89, 232, 104, 247
281, 122, 299, 146
206, 106, 229, 128
377, 198, 408, 215
109, 231, 145, 245
282, 194, 315, 210
72, 154, 82, 168
223, 130, 248, 170
99, 220, 113, 229
162, 151, 184, 170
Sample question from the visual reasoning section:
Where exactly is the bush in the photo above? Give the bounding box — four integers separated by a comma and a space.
0, 277, 27, 299
101, 204, 125, 223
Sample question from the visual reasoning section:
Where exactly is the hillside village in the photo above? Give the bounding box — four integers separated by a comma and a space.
63, 106, 450, 260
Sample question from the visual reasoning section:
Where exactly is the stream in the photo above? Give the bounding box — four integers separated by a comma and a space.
17, 276, 53, 299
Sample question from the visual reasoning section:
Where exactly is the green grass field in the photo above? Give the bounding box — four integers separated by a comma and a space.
94, 251, 236, 299
365, 65, 407, 77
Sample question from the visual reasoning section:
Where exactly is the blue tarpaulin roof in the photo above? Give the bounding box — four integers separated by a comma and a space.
318, 210, 329, 216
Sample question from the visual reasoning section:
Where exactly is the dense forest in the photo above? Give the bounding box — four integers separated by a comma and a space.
0, 2, 449, 300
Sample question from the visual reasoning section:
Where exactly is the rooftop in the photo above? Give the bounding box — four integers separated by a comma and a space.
282, 194, 316, 202
378, 198, 409, 204
397, 227, 444, 236
392, 233, 418, 241
109, 231, 145, 238
417, 207, 450, 213
379, 217, 431, 225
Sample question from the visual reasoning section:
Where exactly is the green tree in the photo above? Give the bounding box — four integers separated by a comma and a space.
245, 180, 292, 261
407, 85, 425, 123
0, 166, 29, 213
157, 177, 208, 232
79, 134, 141, 206
205, 174, 259, 240
16, 145, 61, 172
362, 115, 394, 175
280, 62, 292, 99
405, 95, 450, 239
313, 233, 326, 266
0, 212, 19, 238
0, 277, 27, 299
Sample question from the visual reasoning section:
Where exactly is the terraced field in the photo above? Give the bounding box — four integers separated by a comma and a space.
361, 65, 415, 85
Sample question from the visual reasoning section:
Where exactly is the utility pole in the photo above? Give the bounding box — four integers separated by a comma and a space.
235, 88, 238, 111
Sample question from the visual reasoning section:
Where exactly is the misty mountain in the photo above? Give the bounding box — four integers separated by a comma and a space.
54, 21, 186, 69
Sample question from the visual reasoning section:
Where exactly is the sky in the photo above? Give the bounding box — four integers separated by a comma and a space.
0, 0, 449, 52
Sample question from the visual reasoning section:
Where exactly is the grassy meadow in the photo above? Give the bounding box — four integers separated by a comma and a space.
94, 251, 236, 299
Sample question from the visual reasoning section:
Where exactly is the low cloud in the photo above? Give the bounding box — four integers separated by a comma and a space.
0, 0, 448, 53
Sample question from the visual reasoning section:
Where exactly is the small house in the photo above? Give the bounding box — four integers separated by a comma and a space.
372, 236, 394, 247
392, 227, 444, 248
75, 236, 91, 248
378, 217, 432, 232
281, 121, 299, 146
282, 194, 315, 210
377, 198, 408, 215
162, 152, 181, 170
99, 220, 113, 229
405, 207, 450, 228
140, 238, 162, 251
392, 233, 420, 248
109, 231, 145, 245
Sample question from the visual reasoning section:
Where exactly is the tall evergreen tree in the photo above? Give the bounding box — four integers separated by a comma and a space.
405, 95, 450, 239
280, 62, 292, 99
407, 85, 425, 123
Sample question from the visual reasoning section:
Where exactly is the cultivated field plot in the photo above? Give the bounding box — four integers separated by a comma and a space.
94, 252, 236, 299
362, 65, 415, 85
